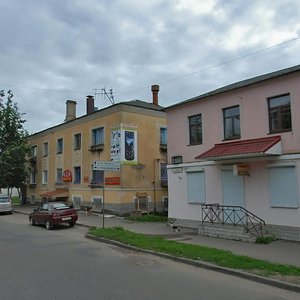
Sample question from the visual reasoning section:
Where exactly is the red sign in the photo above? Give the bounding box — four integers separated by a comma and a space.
62, 169, 72, 182
105, 177, 120, 185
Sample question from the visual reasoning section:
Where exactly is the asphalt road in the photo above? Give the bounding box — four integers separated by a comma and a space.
0, 213, 299, 300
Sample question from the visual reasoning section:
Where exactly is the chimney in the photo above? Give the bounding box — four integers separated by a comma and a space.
86, 95, 95, 115
65, 100, 77, 122
151, 84, 159, 106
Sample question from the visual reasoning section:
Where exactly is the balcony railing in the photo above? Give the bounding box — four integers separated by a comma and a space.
201, 203, 265, 237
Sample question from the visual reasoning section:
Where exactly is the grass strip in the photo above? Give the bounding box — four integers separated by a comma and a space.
89, 226, 300, 277
127, 214, 167, 222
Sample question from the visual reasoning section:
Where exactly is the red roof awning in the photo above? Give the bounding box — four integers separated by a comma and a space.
40, 189, 69, 199
196, 136, 281, 161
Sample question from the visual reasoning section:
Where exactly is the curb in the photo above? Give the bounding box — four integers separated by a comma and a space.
85, 234, 300, 293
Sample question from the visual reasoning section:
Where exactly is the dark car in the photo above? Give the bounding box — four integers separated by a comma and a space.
29, 202, 78, 230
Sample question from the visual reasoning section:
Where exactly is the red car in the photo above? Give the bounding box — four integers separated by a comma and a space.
29, 202, 78, 230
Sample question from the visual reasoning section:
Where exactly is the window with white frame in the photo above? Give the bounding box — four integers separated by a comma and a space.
91, 127, 104, 146
92, 196, 103, 211
30, 195, 36, 204
160, 163, 168, 186
74, 166, 81, 184
43, 142, 48, 157
57, 138, 63, 153
31, 145, 37, 158
42, 170, 48, 184
92, 168, 104, 184
56, 168, 63, 184
74, 133, 81, 150
160, 128, 167, 145
268, 165, 299, 208
187, 171, 205, 204
30, 171, 36, 184
72, 195, 82, 210
172, 156, 183, 164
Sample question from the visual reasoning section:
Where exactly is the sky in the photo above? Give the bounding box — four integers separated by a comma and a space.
0, 0, 300, 134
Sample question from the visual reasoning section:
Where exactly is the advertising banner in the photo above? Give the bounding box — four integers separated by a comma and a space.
110, 124, 138, 164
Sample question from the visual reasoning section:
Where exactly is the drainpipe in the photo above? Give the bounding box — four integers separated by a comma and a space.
153, 158, 160, 214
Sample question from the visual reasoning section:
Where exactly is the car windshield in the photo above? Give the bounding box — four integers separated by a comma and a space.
0, 197, 10, 203
50, 203, 69, 210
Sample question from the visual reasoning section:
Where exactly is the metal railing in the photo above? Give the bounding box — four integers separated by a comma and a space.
201, 203, 265, 237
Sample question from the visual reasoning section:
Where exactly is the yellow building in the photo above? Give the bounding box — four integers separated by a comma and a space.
27, 85, 168, 215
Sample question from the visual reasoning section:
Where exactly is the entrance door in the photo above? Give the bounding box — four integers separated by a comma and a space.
222, 170, 245, 224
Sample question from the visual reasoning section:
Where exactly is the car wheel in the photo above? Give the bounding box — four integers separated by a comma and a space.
69, 221, 75, 227
45, 220, 52, 230
29, 217, 35, 226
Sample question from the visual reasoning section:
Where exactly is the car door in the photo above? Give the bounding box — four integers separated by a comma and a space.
39, 203, 49, 225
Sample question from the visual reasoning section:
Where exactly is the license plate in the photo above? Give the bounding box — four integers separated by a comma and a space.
62, 217, 71, 221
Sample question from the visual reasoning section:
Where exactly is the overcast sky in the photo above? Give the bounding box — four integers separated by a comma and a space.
1, 0, 300, 133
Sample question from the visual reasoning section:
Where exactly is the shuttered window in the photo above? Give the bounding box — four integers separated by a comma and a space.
268, 166, 299, 208
187, 171, 205, 204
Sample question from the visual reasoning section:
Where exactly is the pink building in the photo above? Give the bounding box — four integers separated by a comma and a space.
166, 65, 300, 242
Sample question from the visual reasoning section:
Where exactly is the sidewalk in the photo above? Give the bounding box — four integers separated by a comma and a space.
14, 204, 300, 268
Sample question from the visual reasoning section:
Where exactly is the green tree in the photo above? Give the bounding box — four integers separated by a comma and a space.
0, 90, 30, 198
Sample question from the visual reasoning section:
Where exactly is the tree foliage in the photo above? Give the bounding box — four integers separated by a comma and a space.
0, 90, 30, 195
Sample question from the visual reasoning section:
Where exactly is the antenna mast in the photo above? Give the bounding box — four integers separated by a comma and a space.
94, 87, 115, 105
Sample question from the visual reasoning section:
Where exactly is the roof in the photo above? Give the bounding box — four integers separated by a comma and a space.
195, 136, 282, 161
40, 189, 69, 198
123, 99, 165, 111
166, 64, 300, 110
28, 99, 165, 138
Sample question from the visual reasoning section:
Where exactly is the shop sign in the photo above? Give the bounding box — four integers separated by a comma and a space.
233, 163, 250, 176
62, 169, 72, 182
105, 177, 120, 185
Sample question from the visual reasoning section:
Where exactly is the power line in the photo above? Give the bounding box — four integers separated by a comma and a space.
114, 36, 300, 97
0, 36, 299, 98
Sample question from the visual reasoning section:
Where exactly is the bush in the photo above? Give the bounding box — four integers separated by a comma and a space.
256, 236, 275, 244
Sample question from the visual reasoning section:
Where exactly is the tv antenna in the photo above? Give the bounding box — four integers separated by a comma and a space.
94, 87, 115, 105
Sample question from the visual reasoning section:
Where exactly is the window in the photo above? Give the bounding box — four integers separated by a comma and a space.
92, 169, 104, 184
74, 133, 81, 150
160, 128, 167, 145
92, 127, 104, 146
57, 138, 63, 153
160, 163, 168, 187
268, 166, 298, 208
74, 166, 81, 184
42, 203, 49, 211
42, 170, 48, 184
187, 171, 206, 204
72, 195, 82, 210
92, 196, 103, 211
189, 114, 202, 145
56, 168, 63, 184
268, 94, 291, 133
172, 156, 183, 164
223, 106, 240, 140
30, 171, 36, 184
43, 142, 48, 157
31, 146, 37, 158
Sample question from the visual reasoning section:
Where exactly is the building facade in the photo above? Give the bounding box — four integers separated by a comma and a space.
166, 65, 300, 241
27, 86, 168, 216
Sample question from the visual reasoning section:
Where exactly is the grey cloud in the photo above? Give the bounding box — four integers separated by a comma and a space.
0, 0, 300, 133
